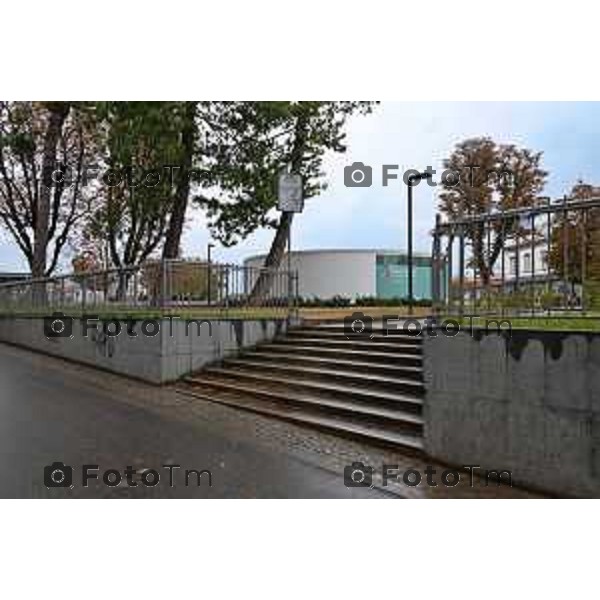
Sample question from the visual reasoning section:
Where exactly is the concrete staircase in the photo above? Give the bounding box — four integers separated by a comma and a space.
176, 322, 425, 454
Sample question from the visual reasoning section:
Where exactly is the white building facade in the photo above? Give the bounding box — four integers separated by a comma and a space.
244, 249, 434, 301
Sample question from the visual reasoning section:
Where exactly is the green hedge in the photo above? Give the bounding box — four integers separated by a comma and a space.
297, 295, 433, 308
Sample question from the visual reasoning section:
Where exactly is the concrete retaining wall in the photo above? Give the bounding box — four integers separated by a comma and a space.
423, 329, 600, 497
0, 316, 288, 384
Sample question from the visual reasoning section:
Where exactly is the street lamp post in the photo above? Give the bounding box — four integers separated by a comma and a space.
406, 171, 428, 315
207, 242, 214, 306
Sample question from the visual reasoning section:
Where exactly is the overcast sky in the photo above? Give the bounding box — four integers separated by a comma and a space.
3, 101, 600, 272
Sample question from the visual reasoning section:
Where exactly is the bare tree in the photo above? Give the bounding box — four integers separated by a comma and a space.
0, 101, 98, 278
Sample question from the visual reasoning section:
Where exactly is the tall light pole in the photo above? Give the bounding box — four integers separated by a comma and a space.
207, 242, 214, 306
406, 171, 428, 314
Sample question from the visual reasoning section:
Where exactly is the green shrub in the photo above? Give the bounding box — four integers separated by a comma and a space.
297, 295, 432, 308
539, 291, 563, 310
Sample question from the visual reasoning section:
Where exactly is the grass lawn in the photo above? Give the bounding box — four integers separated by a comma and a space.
299, 306, 432, 320
0, 304, 433, 321
2, 304, 598, 331
455, 315, 600, 332
0, 306, 291, 320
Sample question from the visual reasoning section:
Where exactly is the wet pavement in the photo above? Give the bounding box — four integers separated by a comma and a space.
0, 343, 543, 498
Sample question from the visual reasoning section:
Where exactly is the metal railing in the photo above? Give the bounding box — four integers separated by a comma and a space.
0, 260, 299, 319
431, 195, 600, 318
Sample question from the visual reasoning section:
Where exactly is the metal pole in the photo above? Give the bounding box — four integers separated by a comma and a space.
472, 246, 477, 313
581, 210, 588, 313
207, 243, 213, 307
486, 217, 491, 313
82, 275, 86, 311
459, 225, 465, 318
432, 214, 441, 314
531, 213, 536, 316
546, 197, 552, 296
294, 271, 299, 320
563, 195, 569, 308
500, 212, 506, 318
446, 233, 454, 313
515, 221, 520, 311
287, 213, 292, 320
161, 260, 167, 309
407, 183, 413, 315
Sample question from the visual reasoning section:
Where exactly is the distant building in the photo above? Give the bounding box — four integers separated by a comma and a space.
454, 229, 564, 298
0, 272, 29, 285
500, 238, 550, 287
244, 249, 435, 301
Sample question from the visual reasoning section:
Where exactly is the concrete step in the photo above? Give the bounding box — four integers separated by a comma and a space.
179, 318, 427, 454
219, 358, 425, 396
286, 328, 423, 344
246, 349, 424, 379
273, 336, 422, 354
309, 322, 427, 333
257, 342, 423, 366
176, 383, 425, 454
181, 375, 423, 433
193, 366, 424, 410
186, 371, 423, 413
311, 321, 426, 328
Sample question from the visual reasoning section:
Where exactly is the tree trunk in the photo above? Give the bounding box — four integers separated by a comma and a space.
249, 211, 293, 304
32, 102, 69, 305
472, 222, 508, 286
163, 101, 196, 260
249, 111, 307, 305
469, 226, 489, 285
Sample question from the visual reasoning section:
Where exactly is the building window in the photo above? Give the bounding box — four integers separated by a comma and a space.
540, 251, 548, 267
510, 256, 517, 275
523, 253, 531, 273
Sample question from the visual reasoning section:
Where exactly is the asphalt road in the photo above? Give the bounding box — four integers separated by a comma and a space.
0, 342, 395, 498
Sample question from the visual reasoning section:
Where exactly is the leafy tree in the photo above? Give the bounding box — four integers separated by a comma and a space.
439, 137, 547, 284
0, 101, 98, 278
548, 182, 600, 300
90, 101, 288, 264
163, 101, 292, 260
1, 101, 374, 297
162, 101, 197, 259
87, 102, 184, 270
72, 250, 110, 293
142, 258, 218, 302
198, 101, 376, 300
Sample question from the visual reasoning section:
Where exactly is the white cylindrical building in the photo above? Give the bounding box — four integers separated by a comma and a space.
244, 249, 433, 301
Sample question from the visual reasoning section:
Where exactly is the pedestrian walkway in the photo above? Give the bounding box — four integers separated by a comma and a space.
0, 342, 545, 498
